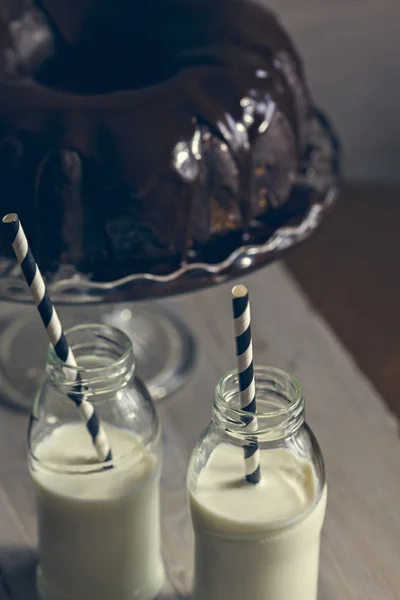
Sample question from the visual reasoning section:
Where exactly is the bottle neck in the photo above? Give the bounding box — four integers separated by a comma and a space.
213, 366, 304, 443
46, 323, 136, 397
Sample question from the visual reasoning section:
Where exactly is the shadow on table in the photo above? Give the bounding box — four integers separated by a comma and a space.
0, 547, 192, 600
0, 546, 38, 600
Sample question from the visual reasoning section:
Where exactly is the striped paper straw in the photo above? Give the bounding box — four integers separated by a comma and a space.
232, 284, 260, 484
2, 213, 112, 463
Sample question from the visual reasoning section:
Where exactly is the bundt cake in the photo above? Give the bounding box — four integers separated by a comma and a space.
0, 0, 317, 281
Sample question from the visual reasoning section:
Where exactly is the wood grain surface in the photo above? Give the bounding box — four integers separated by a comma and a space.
286, 184, 400, 424
0, 263, 399, 599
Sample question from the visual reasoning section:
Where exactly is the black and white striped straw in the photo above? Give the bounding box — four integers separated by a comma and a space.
2, 213, 112, 463
232, 284, 260, 484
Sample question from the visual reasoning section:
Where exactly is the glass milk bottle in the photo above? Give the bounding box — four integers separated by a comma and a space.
28, 324, 164, 600
188, 366, 327, 600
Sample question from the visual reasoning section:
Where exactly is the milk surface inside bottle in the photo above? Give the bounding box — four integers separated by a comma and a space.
28, 324, 164, 600
188, 367, 327, 600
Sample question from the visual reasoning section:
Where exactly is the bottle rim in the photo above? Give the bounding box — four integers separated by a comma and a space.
46, 323, 136, 396
214, 366, 304, 441
47, 322, 135, 373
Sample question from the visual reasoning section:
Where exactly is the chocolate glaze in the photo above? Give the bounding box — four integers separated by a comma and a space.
0, 0, 313, 281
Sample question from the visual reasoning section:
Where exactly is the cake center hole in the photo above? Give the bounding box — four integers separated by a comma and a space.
34, 35, 177, 94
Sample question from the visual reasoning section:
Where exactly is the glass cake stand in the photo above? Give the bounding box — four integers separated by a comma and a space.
0, 109, 339, 410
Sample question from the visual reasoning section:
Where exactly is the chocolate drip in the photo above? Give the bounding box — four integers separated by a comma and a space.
35, 149, 84, 270
0, 0, 56, 76
0, 0, 313, 280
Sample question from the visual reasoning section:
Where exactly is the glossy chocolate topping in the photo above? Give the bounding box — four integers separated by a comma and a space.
0, 0, 312, 280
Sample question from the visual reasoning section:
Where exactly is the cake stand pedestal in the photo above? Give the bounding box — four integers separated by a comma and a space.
0, 110, 339, 410
0, 302, 196, 410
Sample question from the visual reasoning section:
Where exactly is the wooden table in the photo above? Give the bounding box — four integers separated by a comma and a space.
0, 263, 399, 599
286, 184, 400, 423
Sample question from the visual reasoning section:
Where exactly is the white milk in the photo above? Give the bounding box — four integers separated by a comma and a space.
30, 423, 164, 600
189, 443, 327, 600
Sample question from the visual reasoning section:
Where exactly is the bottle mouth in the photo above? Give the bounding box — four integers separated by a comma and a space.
214, 366, 304, 441
47, 323, 136, 395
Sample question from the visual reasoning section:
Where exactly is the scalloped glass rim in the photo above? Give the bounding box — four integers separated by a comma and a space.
0, 108, 340, 304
